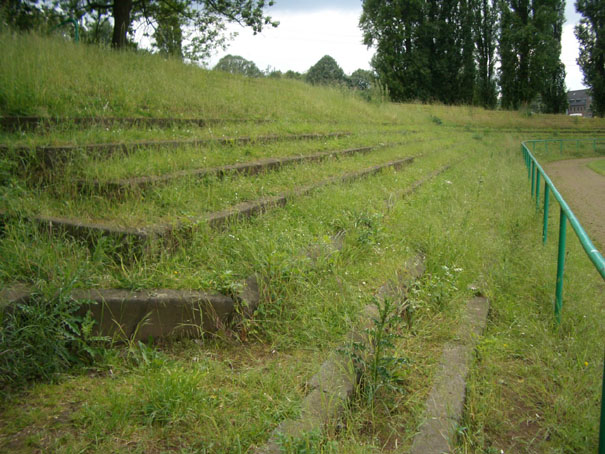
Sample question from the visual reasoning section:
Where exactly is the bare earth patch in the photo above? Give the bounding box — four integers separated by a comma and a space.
544, 157, 605, 249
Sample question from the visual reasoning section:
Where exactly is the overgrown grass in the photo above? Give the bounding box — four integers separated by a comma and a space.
587, 158, 605, 176
0, 32, 403, 123
0, 282, 107, 395
4, 138, 463, 227
529, 138, 605, 163
458, 205, 605, 453
0, 31, 604, 454
70, 128, 413, 181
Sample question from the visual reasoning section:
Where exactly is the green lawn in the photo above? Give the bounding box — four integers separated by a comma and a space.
588, 158, 605, 176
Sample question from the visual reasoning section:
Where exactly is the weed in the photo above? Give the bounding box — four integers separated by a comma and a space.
345, 296, 409, 407
431, 115, 443, 125
206, 269, 243, 297
0, 283, 107, 395
353, 212, 384, 247
276, 430, 338, 454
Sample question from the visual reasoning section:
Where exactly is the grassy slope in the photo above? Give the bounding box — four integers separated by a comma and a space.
0, 33, 604, 454
588, 158, 605, 176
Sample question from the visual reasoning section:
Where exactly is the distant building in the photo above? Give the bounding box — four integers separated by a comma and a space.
567, 89, 592, 117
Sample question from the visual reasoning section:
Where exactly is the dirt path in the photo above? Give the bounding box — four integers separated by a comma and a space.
544, 157, 605, 249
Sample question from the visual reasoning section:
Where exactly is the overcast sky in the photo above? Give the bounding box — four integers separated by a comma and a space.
206, 1, 587, 91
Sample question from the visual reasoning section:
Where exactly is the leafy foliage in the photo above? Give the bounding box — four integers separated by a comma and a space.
575, 0, 605, 117
0, 287, 106, 394
305, 55, 346, 86
498, 0, 567, 112
472, 0, 498, 108
348, 69, 374, 91
213, 54, 263, 77
2, 0, 277, 61
360, 0, 477, 104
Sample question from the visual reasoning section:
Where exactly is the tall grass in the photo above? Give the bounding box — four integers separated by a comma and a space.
0, 32, 401, 123
0, 31, 604, 454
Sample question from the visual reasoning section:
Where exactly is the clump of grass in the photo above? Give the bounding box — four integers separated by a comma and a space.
0, 282, 107, 396
276, 429, 339, 454
352, 296, 409, 406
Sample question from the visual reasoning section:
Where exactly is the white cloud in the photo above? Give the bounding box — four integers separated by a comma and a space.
208, 6, 586, 90
562, 23, 585, 90
208, 9, 373, 74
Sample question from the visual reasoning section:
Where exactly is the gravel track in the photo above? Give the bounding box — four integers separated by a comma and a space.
544, 157, 605, 248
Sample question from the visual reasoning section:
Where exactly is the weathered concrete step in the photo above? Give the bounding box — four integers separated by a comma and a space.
0, 116, 270, 131
1, 132, 351, 168
446, 125, 605, 135
255, 255, 427, 454
406, 295, 489, 454
77, 143, 398, 195
0, 156, 417, 254
0, 116, 408, 132
0, 276, 259, 341
201, 156, 417, 230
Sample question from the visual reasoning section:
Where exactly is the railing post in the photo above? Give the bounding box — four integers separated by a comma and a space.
560, 140, 563, 153
599, 352, 605, 454
543, 185, 550, 244
536, 171, 541, 210
555, 208, 567, 324
594, 139, 597, 153
523, 146, 528, 169
531, 161, 535, 197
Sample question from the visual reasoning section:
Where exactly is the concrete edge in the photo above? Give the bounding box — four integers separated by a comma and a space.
4, 132, 351, 167
254, 254, 426, 454
407, 296, 489, 454
0, 275, 260, 341
1, 156, 417, 250
0, 116, 272, 132
0, 212, 154, 258
199, 156, 415, 230
77, 144, 392, 195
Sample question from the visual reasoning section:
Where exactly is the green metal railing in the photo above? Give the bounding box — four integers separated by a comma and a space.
521, 139, 605, 454
52, 17, 80, 42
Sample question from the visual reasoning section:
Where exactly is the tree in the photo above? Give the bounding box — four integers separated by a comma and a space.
459, 0, 477, 104
472, 0, 498, 108
213, 54, 263, 77
348, 69, 375, 91
360, 0, 477, 104
54, 0, 277, 56
575, 0, 605, 117
305, 55, 346, 86
152, 2, 185, 57
284, 70, 302, 80
0, 0, 62, 33
360, 0, 431, 102
498, 0, 566, 111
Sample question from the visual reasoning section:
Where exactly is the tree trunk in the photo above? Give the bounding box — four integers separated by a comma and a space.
112, 0, 133, 48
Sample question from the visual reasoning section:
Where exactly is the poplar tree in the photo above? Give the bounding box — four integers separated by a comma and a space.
360, 0, 429, 102
575, 0, 605, 117
472, 0, 498, 108
498, 0, 566, 111
360, 0, 476, 104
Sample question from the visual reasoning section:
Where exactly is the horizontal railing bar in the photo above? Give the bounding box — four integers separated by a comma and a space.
522, 141, 605, 279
